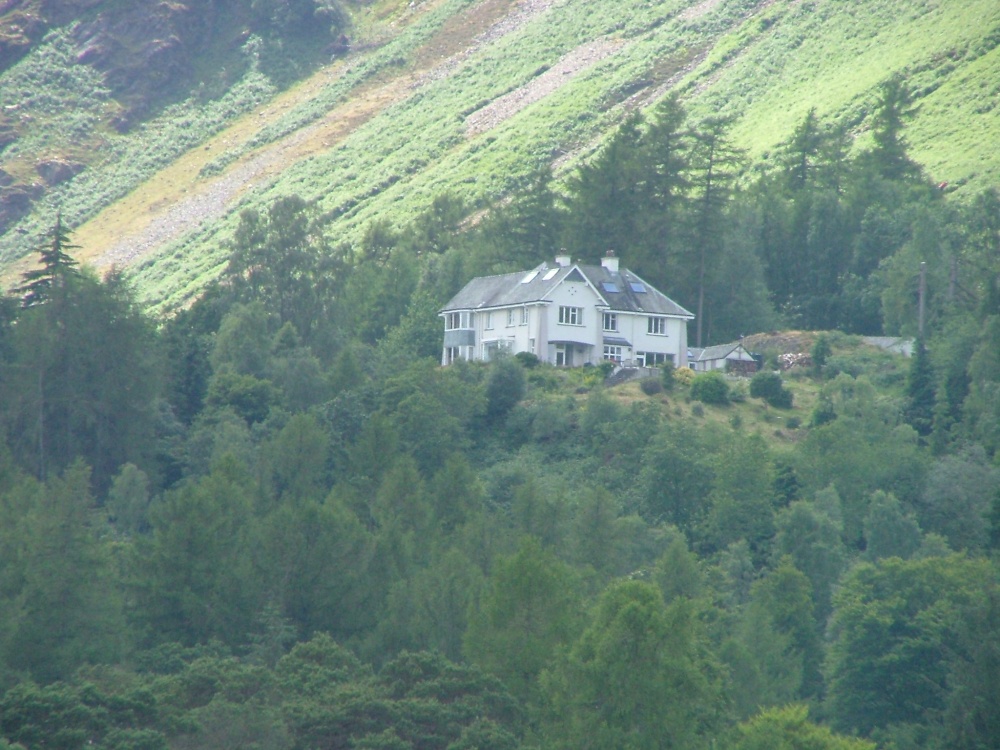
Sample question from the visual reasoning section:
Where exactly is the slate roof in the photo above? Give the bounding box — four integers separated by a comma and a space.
440, 263, 694, 319
688, 342, 753, 362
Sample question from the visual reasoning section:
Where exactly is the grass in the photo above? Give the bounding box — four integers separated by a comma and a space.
4, 0, 1000, 307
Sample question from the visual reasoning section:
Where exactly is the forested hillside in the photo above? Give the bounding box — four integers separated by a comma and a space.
1, 105, 999, 745
2, 0, 1000, 748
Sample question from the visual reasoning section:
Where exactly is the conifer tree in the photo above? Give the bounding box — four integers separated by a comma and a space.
904, 338, 936, 437
15, 214, 80, 308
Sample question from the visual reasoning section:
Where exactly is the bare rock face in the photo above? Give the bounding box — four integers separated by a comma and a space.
69, 1, 218, 124
0, 1, 48, 72
0, 180, 42, 233
36, 157, 84, 185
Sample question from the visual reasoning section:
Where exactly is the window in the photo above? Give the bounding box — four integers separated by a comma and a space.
630, 282, 646, 293
559, 306, 583, 325
520, 306, 528, 325
507, 309, 516, 327
445, 311, 472, 330
637, 352, 672, 367
603, 345, 623, 362
543, 267, 560, 281
484, 312, 493, 329
445, 346, 474, 364
602, 312, 618, 332
648, 316, 667, 335
602, 282, 619, 293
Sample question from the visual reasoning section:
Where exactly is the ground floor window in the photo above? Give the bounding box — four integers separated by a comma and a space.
603, 345, 623, 362
483, 340, 513, 361
445, 346, 474, 364
636, 351, 673, 367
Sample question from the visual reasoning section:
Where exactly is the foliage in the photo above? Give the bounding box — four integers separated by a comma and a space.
750, 371, 793, 409
691, 371, 731, 405
726, 704, 875, 750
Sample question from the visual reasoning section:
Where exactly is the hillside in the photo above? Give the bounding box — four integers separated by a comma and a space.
1, 0, 999, 308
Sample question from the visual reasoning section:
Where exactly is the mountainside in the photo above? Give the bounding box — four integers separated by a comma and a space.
2, 0, 999, 308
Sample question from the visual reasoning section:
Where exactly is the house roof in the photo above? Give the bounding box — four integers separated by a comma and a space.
440, 262, 694, 319
688, 342, 753, 362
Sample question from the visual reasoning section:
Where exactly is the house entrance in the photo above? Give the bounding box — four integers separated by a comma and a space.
555, 344, 574, 366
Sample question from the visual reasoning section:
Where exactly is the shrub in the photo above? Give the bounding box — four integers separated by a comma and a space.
514, 351, 540, 368
811, 334, 832, 375
729, 381, 748, 403
690, 371, 730, 405
486, 357, 526, 422
674, 367, 695, 386
661, 365, 675, 391
640, 378, 663, 396
750, 371, 793, 408
691, 403, 705, 417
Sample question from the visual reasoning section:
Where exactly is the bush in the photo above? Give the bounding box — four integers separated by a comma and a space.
486, 357, 526, 422
690, 371, 730, 405
750, 371, 793, 408
514, 351, 540, 368
661, 365, 675, 391
674, 367, 695, 386
640, 378, 663, 396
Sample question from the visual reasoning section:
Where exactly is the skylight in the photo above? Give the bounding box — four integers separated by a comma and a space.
521, 270, 539, 284
630, 282, 646, 293
543, 267, 560, 281
602, 282, 619, 293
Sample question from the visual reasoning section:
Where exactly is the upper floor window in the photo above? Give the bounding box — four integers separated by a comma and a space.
603, 312, 618, 332
648, 316, 667, 335
559, 306, 583, 326
445, 311, 472, 330
520, 306, 528, 325
484, 312, 494, 329
507, 309, 517, 327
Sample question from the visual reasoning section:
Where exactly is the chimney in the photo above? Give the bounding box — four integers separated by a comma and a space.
555, 251, 572, 267
601, 249, 619, 273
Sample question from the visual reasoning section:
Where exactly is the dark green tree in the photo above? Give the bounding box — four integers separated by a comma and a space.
684, 117, 743, 346
0, 269, 162, 490
14, 214, 80, 308
825, 555, 993, 737
864, 75, 920, 182
541, 580, 722, 750
464, 537, 583, 706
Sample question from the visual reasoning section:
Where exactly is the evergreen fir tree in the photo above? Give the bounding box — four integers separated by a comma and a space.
904, 338, 936, 437
15, 214, 80, 308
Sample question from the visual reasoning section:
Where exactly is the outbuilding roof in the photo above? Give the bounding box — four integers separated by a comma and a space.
688, 342, 754, 362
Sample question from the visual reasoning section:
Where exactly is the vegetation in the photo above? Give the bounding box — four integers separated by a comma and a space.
2, 174, 999, 746
2, 1, 1000, 748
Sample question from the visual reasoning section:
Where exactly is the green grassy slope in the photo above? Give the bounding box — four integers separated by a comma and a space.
3, 0, 999, 308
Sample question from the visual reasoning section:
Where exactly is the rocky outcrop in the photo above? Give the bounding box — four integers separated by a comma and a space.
36, 157, 83, 185
0, 180, 42, 233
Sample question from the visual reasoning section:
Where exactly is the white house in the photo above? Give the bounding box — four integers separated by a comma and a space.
440, 253, 694, 368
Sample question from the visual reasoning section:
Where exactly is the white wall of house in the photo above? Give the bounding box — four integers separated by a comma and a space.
611, 311, 688, 367
543, 277, 604, 365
